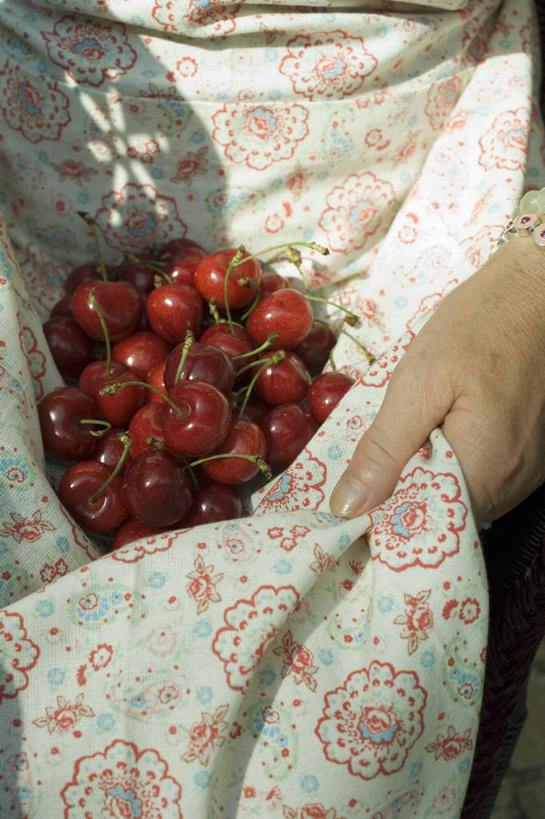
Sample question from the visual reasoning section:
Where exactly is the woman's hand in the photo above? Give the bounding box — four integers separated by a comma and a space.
329, 237, 545, 528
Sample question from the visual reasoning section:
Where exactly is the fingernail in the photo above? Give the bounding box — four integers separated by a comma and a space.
330, 473, 369, 518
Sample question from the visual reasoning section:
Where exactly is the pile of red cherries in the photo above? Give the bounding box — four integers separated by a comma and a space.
39, 230, 358, 550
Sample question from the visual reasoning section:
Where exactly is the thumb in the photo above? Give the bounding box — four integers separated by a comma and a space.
330, 369, 450, 518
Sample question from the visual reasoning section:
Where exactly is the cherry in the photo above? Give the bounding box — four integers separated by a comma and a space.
128, 403, 168, 457
64, 263, 101, 295
112, 331, 169, 379
260, 270, 289, 298
145, 360, 168, 403
260, 403, 318, 470
163, 380, 233, 457
123, 449, 193, 527
199, 324, 254, 370
240, 397, 270, 425
72, 280, 142, 342
59, 460, 128, 533
79, 360, 130, 397
199, 419, 268, 484
94, 367, 147, 426
184, 483, 243, 526
93, 428, 134, 474
294, 321, 337, 375
254, 351, 311, 405
50, 294, 74, 318
43, 317, 94, 379
111, 260, 155, 293
246, 288, 313, 350
194, 248, 262, 309
112, 518, 162, 550
38, 387, 101, 463
146, 283, 203, 344
306, 371, 355, 424
161, 244, 208, 287
158, 237, 206, 257
164, 340, 235, 394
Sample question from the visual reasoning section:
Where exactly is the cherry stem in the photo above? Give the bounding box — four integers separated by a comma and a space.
224, 246, 246, 332
306, 294, 359, 326
188, 453, 272, 481
126, 253, 173, 285
182, 456, 200, 491
89, 432, 132, 504
77, 211, 108, 282
174, 330, 195, 385
239, 241, 329, 267
89, 289, 112, 376
100, 381, 188, 417
284, 246, 310, 290
237, 279, 261, 323
78, 418, 112, 438
315, 318, 375, 364
231, 333, 278, 361
208, 299, 222, 324
236, 350, 286, 418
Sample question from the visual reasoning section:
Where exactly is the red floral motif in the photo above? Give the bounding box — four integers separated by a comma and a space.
0, 611, 40, 704
186, 554, 223, 615
170, 146, 208, 183
50, 158, 98, 185
212, 100, 309, 171
42, 16, 137, 87
95, 183, 187, 252
425, 725, 473, 761
460, 225, 504, 270
319, 171, 395, 253
267, 524, 312, 552
279, 31, 377, 101
256, 450, 327, 513
283, 803, 347, 819
0, 63, 70, 143
182, 703, 229, 765
110, 531, 178, 563
153, 0, 242, 37
39, 557, 68, 585
127, 139, 160, 164
284, 162, 310, 200
60, 739, 182, 816
309, 544, 337, 575
459, 597, 481, 625
18, 325, 47, 400
33, 692, 94, 734
424, 75, 463, 131
273, 629, 319, 691
370, 467, 467, 571
315, 662, 427, 779
0, 509, 55, 543
393, 590, 434, 654
478, 107, 529, 171
212, 585, 300, 691
89, 643, 113, 670
358, 332, 415, 388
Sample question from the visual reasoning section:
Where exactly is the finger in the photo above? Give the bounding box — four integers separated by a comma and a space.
330, 367, 451, 518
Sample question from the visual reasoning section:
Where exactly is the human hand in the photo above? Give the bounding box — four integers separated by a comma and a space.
329, 237, 545, 528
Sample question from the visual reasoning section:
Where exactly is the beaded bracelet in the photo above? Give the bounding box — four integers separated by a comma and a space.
500, 187, 545, 246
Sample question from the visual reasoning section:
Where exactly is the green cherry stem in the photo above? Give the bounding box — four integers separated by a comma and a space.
188, 453, 272, 481
305, 294, 359, 326
223, 246, 246, 332
284, 246, 310, 291
236, 350, 286, 418
126, 254, 173, 285
77, 211, 108, 282
182, 456, 200, 491
89, 431, 132, 504
239, 241, 329, 267
231, 333, 279, 361
78, 418, 112, 437
100, 381, 189, 417
208, 299, 222, 325
174, 330, 195, 385
89, 289, 112, 376
315, 318, 375, 364
237, 279, 261, 323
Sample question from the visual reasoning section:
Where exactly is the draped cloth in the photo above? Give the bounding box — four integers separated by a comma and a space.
0, 0, 543, 815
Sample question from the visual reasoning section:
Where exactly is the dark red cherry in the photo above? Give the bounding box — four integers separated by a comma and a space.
128, 403, 168, 457
199, 324, 254, 371
254, 351, 311, 405
146, 283, 203, 344
64, 264, 101, 295
50, 294, 74, 318
184, 483, 243, 526
123, 449, 193, 527
161, 245, 208, 288
294, 322, 337, 375
260, 271, 289, 298
72, 280, 142, 342
59, 460, 128, 533
111, 261, 155, 293
201, 419, 267, 485
260, 403, 318, 470
94, 366, 147, 427
93, 428, 134, 474
38, 387, 100, 463
43, 317, 94, 379
145, 361, 168, 403
194, 249, 262, 309
164, 341, 235, 394
163, 380, 233, 457
112, 331, 169, 379
306, 372, 355, 424
246, 288, 313, 350
112, 518, 162, 550
79, 360, 130, 397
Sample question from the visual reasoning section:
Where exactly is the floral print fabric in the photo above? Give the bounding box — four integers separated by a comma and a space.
0, 0, 544, 815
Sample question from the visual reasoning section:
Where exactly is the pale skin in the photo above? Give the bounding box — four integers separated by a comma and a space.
329, 236, 545, 529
